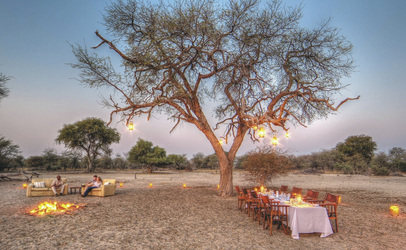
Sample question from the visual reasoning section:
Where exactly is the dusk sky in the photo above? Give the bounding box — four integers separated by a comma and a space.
1, 0, 405, 159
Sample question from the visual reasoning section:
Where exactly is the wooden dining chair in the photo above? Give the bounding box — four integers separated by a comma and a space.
235, 186, 247, 211
308, 193, 337, 204
280, 185, 288, 192
260, 195, 272, 228
303, 190, 319, 201
248, 190, 261, 220
291, 187, 302, 198
320, 202, 338, 232
268, 201, 289, 235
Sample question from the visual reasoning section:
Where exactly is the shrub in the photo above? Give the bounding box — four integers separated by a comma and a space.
371, 166, 390, 176
242, 146, 292, 186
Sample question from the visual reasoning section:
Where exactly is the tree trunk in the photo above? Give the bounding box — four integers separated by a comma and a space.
218, 157, 234, 196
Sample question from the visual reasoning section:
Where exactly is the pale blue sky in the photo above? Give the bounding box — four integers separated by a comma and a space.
0, 0, 405, 158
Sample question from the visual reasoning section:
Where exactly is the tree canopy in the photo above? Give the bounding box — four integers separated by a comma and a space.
55, 117, 120, 172
336, 135, 377, 164
0, 135, 21, 171
128, 138, 168, 173
71, 0, 358, 196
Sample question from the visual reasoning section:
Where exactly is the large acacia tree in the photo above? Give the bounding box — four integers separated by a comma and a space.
71, 0, 358, 196
56, 117, 120, 172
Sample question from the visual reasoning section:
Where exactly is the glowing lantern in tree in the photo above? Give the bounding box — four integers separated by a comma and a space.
128, 121, 134, 131
258, 127, 266, 138
271, 135, 279, 146
219, 139, 224, 145
285, 131, 290, 138
390, 205, 400, 217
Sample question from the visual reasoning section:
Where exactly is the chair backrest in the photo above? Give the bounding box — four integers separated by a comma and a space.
325, 193, 338, 203
280, 185, 288, 192
250, 190, 258, 199
292, 187, 302, 195
261, 195, 270, 205
311, 191, 319, 199
235, 186, 241, 194
242, 187, 248, 195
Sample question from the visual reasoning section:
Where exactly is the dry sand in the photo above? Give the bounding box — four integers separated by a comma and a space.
1, 170, 406, 249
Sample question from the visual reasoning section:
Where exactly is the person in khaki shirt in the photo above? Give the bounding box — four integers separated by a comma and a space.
51, 175, 65, 196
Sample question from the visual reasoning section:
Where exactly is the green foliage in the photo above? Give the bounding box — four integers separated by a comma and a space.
0, 135, 21, 171
234, 155, 247, 169
55, 117, 120, 172
388, 147, 406, 172
336, 135, 377, 164
167, 154, 189, 170
371, 166, 390, 176
25, 156, 45, 170
191, 153, 205, 169
202, 154, 219, 169
128, 138, 169, 172
242, 146, 292, 186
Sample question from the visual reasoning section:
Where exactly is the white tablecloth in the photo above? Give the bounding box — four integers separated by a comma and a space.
288, 206, 333, 239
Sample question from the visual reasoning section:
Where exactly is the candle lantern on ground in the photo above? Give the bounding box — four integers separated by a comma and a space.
149, 183, 153, 188
119, 182, 123, 187
390, 205, 400, 217
23, 183, 28, 189
183, 184, 187, 188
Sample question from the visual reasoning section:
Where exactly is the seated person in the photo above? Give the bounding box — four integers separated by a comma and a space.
84, 175, 98, 188
82, 177, 102, 197
51, 175, 65, 196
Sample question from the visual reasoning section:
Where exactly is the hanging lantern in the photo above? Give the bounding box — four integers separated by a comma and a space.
271, 135, 279, 146
128, 121, 134, 131
285, 131, 290, 139
258, 127, 266, 138
219, 139, 224, 145
390, 205, 400, 217
252, 125, 258, 131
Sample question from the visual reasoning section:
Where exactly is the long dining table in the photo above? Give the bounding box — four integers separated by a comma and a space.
261, 193, 334, 239
286, 204, 333, 239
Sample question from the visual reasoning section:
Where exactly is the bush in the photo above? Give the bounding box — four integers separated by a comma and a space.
335, 163, 353, 174
242, 146, 292, 186
371, 166, 390, 176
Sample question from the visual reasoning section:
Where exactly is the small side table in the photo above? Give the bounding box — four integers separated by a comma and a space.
69, 186, 81, 194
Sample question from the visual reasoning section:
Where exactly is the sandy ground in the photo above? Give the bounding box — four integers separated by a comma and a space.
1, 170, 406, 249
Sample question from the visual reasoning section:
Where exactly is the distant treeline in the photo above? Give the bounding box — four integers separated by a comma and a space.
1, 135, 405, 175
